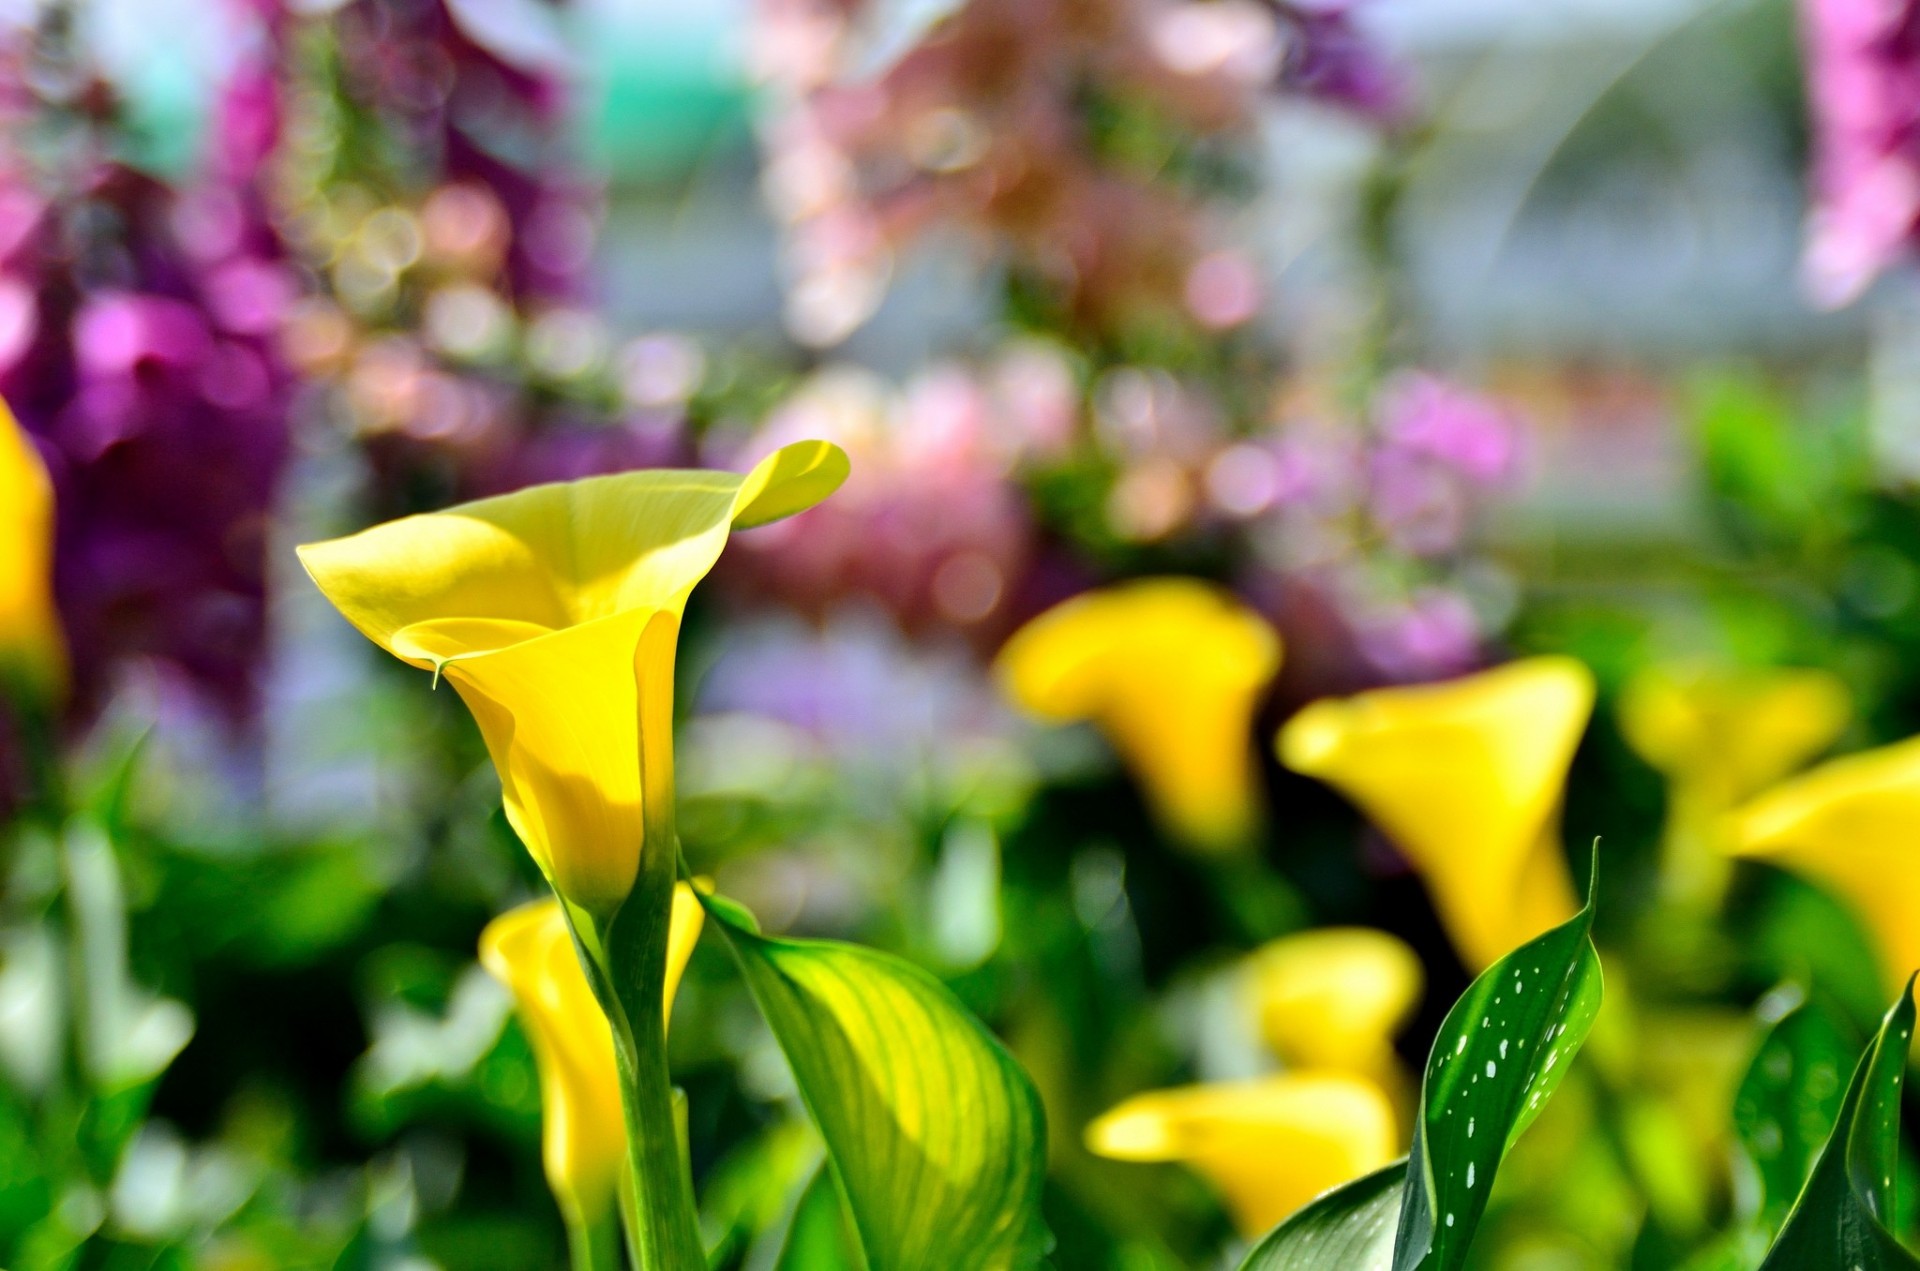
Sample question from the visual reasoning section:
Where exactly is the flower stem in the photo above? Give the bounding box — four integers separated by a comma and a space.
565, 1211, 623, 1271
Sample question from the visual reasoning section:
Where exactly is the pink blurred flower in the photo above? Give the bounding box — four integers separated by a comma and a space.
1799, 0, 1920, 306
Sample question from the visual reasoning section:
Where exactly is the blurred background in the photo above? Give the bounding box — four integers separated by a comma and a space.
3, 0, 1919, 1266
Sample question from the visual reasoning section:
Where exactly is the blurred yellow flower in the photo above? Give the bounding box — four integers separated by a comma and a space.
1249, 927, 1422, 1091
1729, 735, 1920, 989
298, 443, 848, 913
1085, 1073, 1397, 1236
0, 397, 63, 690
996, 578, 1281, 852
1621, 664, 1850, 903
1277, 657, 1595, 970
479, 885, 704, 1230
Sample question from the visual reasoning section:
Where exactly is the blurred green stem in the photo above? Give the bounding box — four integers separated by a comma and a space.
566, 1213, 622, 1271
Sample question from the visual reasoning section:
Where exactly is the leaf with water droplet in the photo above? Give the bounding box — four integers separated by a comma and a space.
1235, 850, 1604, 1271
1390, 849, 1604, 1271
1758, 976, 1920, 1269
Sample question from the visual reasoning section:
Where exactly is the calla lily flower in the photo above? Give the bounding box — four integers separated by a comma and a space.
1248, 926, 1422, 1088
1085, 1073, 1397, 1236
996, 578, 1281, 852
0, 397, 64, 691
298, 442, 848, 913
1729, 735, 1920, 989
1277, 656, 1595, 969
1621, 664, 1850, 903
479, 885, 704, 1232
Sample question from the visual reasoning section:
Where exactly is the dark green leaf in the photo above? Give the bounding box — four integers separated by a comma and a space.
1759, 977, 1919, 1269
1239, 1161, 1404, 1271
708, 900, 1050, 1271
1731, 990, 1850, 1234
1391, 864, 1604, 1271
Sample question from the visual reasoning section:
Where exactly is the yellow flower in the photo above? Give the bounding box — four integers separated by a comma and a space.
1729, 735, 1920, 989
0, 397, 63, 690
1277, 657, 1595, 970
298, 442, 848, 913
479, 885, 705, 1229
1248, 927, 1422, 1089
1621, 665, 1850, 904
1085, 1073, 1397, 1236
996, 578, 1281, 852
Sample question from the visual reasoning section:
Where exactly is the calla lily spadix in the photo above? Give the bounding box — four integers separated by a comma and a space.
1277, 656, 1595, 970
1621, 664, 1851, 905
0, 396, 64, 692
298, 441, 848, 914
996, 578, 1281, 853
479, 885, 704, 1236
1728, 735, 1920, 991
1249, 926, 1422, 1090
1085, 1073, 1397, 1236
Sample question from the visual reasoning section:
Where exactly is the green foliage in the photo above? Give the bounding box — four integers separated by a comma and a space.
1239, 864, 1604, 1270
1759, 978, 1919, 1268
1732, 992, 1851, 1236
707, 899, 1051, 1271
1239, 1163, 1403, 1271
1392, 863, 1604, 1271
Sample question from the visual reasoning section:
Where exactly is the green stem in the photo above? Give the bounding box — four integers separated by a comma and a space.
603, 609, 704, 1270
565, 1211, 623, 1271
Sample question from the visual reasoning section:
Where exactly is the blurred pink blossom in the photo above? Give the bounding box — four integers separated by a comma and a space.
1799, 0, 1920, 306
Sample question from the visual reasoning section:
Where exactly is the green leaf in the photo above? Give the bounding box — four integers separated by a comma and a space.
1236, 857, 1605, 1271
774, 1166, 861, 1270
1731, 990, 1851, 1234
1239, 1161, 1405, 1271
1391, 863, 1604, 1271
707, 900, 1051, 1271
1759, 977, 1920, 1269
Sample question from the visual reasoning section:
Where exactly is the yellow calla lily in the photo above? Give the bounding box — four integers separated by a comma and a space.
1620, 665, 1851, 905
1085, 1073, 1397, 1236
1277, 657, 1595, 970
0, 397, 63, 690
1729, 735, 1920, 989
298, 442, 848, 912
1249, 927, 1422, 1087
996, 578, 1281, 852
478, 884, 705, 1231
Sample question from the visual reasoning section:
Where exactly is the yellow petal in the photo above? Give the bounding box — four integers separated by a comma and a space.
1620, 665, 1850, 803
997, 578, 1281, 852
479, 886, 704, 1227
0, 397, 64, 689
1085, 1073, 1397, 1236
1621, 664, 1850, 905
297, 444, 846, 910
1249, 927, 1423, 1078
295, 440, 848, 661
1278, 657, 1594, 969
1729, 736, 1920, 990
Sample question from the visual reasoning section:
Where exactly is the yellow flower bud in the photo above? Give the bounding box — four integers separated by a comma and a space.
0, 397, 64, 691
997, 578, 1281, 852
1278, 657, 1594, 969
479, 885, 705, 1228
1086, 1073, 1397, 1236
1729, 735, 1920, 991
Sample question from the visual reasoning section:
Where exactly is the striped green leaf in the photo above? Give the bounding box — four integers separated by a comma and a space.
708, 901, 1050, 1271
1240, 1161, 1404, 1271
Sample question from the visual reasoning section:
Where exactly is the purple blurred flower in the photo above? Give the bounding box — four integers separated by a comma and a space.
1799, 0, 1920, 307
1275, 1, 1411, 123
1374, 371, 1519, 485
1354, 587, 1481, 681
0, 19, 293, 727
